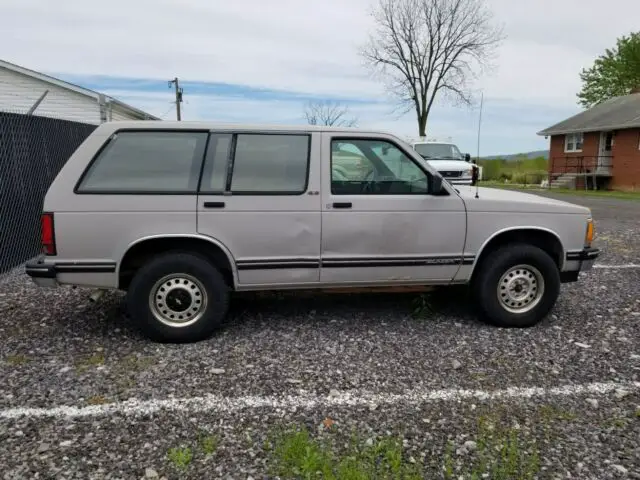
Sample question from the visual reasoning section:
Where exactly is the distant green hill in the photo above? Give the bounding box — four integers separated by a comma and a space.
482, 150, 549, 161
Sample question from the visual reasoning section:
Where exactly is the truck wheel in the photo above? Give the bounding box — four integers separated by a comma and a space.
472, 244, 560, 328
126, 252, 229, 343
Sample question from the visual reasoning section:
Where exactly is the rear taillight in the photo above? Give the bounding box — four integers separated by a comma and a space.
41, 212, 56, 255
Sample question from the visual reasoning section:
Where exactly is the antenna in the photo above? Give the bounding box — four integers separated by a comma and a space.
475, 91, 484, 199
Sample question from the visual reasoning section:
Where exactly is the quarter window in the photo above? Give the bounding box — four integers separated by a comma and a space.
564, 133, 584, 153
77, 131, 207, 193
200, 133, 232, 192
331, 139, 430, 195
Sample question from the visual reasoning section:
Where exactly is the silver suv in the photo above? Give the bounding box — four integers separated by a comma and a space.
26, 122, 599, 343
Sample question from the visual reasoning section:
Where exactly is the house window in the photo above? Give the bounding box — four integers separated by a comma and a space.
564, 133, 584, 153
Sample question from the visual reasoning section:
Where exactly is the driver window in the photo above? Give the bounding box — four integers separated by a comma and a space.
331, 139, 429, 195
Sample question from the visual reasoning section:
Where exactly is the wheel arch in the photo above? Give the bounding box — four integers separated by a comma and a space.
117, 234, 238, 290
469, 227, 565, 282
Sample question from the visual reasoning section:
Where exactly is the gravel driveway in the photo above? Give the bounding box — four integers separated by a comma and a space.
1, 194, 639, 479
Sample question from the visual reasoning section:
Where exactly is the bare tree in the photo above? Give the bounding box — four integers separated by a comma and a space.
304, 100, 358, 127
362, 0, 504, 137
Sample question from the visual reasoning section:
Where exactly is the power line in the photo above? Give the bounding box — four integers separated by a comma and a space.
159, 104, 175, 120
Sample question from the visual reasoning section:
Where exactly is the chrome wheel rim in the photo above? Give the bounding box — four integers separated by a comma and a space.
149, 274, 207, 327
497, 264, 545, 314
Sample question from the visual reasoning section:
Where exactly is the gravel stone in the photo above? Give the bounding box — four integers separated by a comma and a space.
144, 467, 159, 478
1, 194, 639, 478
36, 443, 50, 453
463, 440, 477, 451
611, 464, 628, 475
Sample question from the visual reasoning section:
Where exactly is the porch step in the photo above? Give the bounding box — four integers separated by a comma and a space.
550, 174, 577, 189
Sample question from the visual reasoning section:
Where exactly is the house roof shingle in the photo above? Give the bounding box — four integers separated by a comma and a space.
537, 93, 640, 136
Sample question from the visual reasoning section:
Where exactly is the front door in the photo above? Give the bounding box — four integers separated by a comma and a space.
320, 133, 467, 284
598, 132, 613, 173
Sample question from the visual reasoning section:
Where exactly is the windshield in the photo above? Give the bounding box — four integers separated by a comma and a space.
414, 143, 463, 160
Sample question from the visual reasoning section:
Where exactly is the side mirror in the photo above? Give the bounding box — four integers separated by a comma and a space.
431, 174, 443, 194
464, 153, 471, 162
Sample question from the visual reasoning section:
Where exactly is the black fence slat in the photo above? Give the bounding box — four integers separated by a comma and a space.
0, 112, 96, 273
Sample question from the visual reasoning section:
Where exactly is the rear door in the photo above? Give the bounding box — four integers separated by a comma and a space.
320, 133, 467, 284
197, 130, 322, 287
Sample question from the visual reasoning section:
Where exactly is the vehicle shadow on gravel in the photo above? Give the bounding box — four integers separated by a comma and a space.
2, 282, 484, 354
224, 286, 478, 327
92, 286, 481, 341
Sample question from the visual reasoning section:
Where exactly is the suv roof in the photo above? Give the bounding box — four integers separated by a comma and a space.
95, 121, 393, 136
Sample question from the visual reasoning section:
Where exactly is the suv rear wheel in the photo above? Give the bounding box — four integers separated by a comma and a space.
127, 252, 229, 343
472, 243, 560, 328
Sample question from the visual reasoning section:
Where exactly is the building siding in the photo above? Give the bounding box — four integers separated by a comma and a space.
109, 103, 138, 122
549, 132, 599, 173
549, 129, 640, 189
0, 67, 101, 124
610, 128, 640, 189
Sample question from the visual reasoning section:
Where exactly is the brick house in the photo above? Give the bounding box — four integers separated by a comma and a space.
537, 92, 640, 190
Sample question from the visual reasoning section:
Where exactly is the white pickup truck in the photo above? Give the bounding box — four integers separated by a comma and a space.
26, 122, 598, 343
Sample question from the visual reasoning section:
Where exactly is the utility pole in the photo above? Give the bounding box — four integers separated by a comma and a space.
168, 77, 183, 121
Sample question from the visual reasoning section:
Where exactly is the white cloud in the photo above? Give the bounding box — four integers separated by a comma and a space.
1, 0, 638, 153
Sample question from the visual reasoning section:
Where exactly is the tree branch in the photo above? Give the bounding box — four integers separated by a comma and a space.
361, 0, 504, 136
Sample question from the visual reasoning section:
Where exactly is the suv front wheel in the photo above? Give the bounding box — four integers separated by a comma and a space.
127, 252, 229, 343
472, 243, 560, 328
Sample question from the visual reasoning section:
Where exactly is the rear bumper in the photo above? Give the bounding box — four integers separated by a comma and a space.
25, 256, 117, 287
25, 257, 59, 287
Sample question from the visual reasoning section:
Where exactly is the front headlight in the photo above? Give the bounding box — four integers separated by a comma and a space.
585, 218, 594, 247
463, 168, 473, 177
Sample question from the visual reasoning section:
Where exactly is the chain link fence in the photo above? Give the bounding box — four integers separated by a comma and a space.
0, 111, 96, 274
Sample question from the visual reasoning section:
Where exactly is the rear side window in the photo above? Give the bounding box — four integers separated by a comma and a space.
77, 131, 208, 193
200, 133, 310, 194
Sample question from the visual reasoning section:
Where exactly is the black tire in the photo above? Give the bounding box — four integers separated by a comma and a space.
126, 252, 229, 343
472, 243, 560, 328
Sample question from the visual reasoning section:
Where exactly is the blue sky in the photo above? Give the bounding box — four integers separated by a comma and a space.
2, 0, 638, 155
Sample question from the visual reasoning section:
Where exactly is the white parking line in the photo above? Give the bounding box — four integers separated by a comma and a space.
1, 382, 638, 420
593, 264, 640, 269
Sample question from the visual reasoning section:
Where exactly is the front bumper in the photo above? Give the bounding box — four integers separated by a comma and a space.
443, 177, 474, 185
566, 247, 600, 270
561, 247, 600, 282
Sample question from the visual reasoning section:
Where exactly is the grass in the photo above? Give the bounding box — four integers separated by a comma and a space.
5, 354, 30, 365
167, 446, 193, 470
411, 293, 434, 318
118, 354, 156, 372
75, 352, 105, 372
198, 431, 219, 456
165, 431, 218, 471
267, 427, 422, 480
479, 181, 640, 201
441, 414, 540, 480
86, 395, 110, 406
267, 418, 541, 480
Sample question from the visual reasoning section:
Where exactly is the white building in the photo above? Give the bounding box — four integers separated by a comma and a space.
0, 59, 158, 124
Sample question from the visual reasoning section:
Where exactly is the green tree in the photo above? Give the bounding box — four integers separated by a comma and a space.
577, 32, 640, 108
